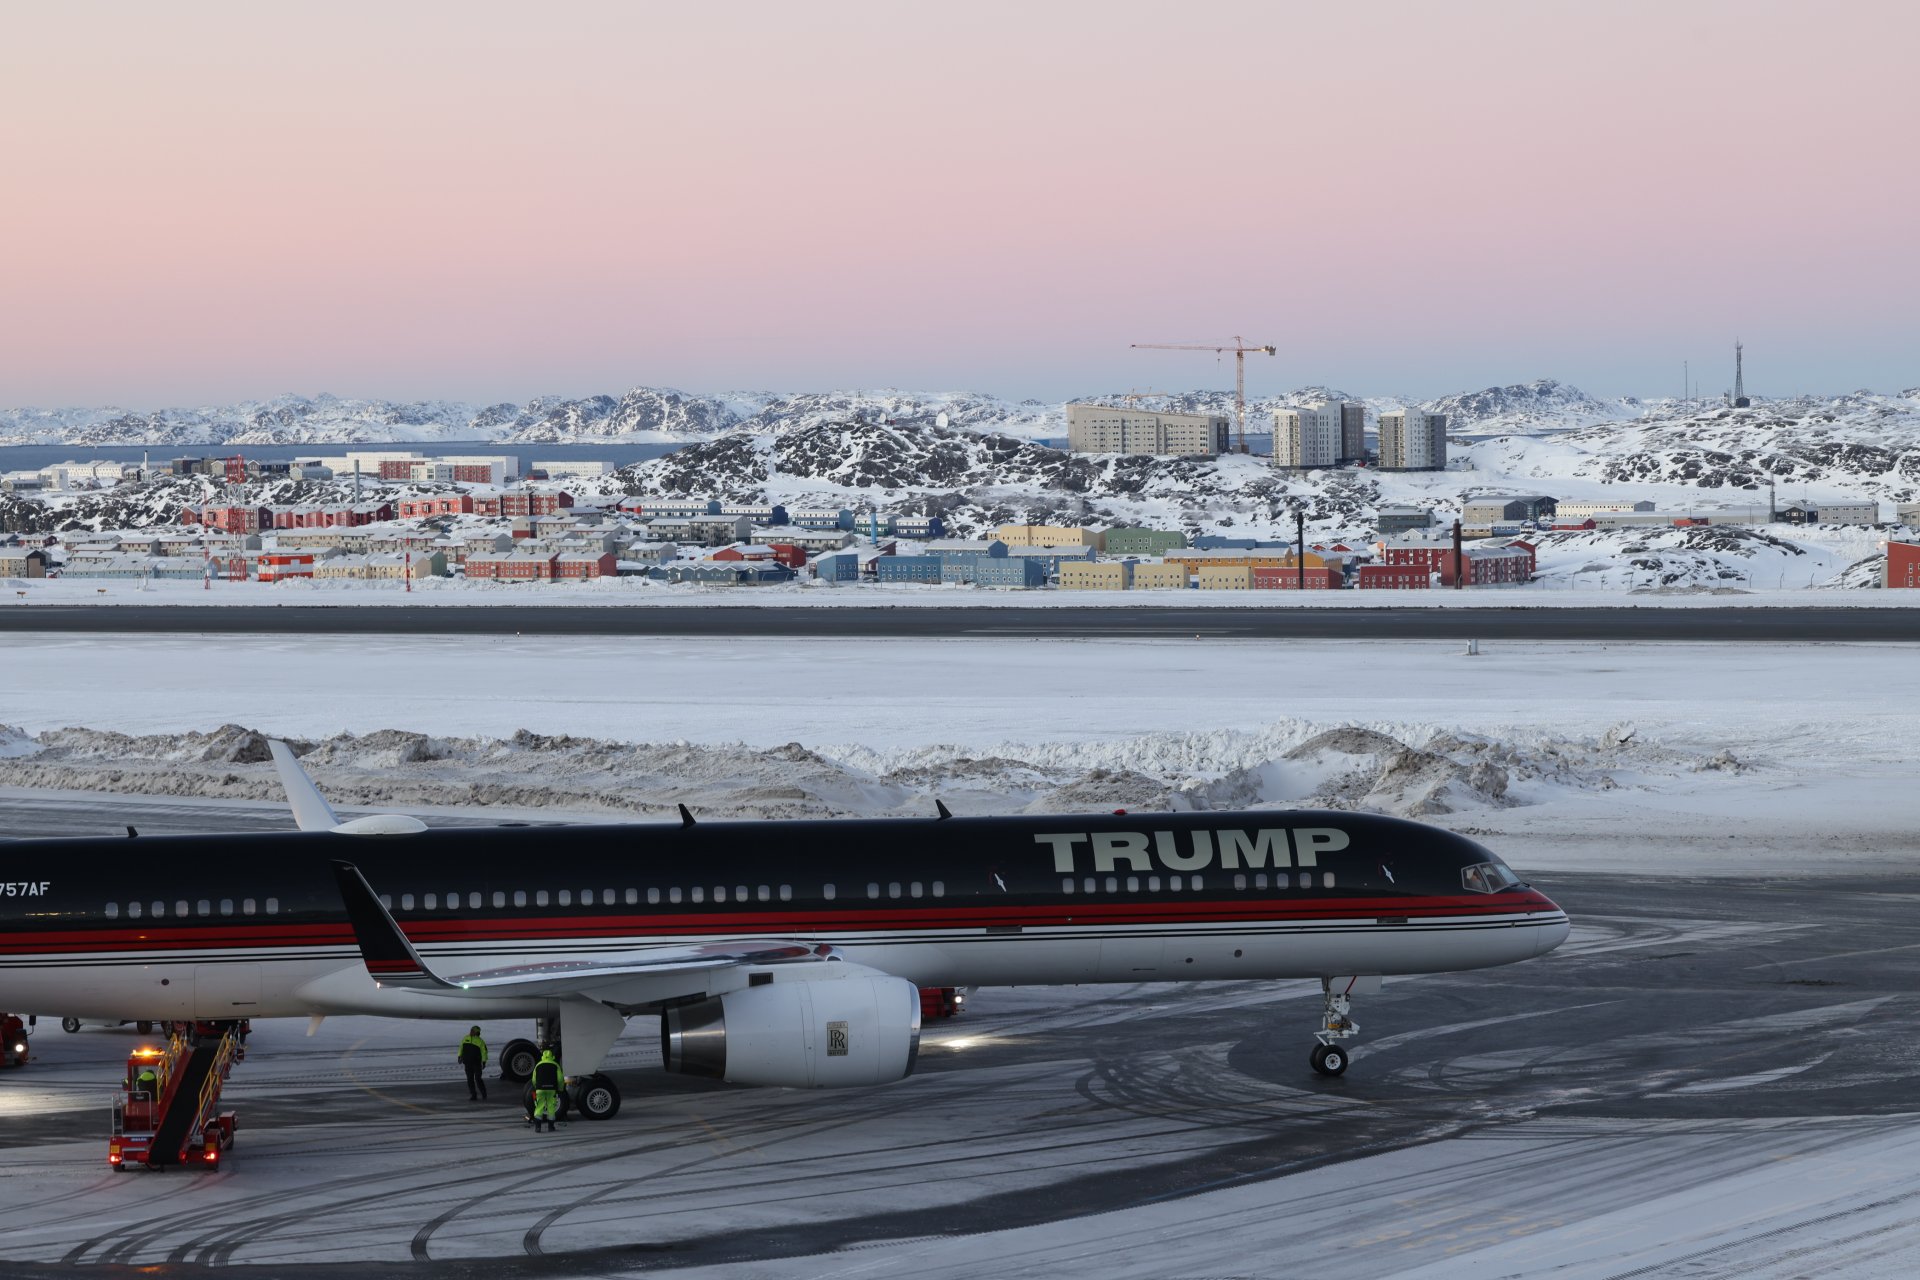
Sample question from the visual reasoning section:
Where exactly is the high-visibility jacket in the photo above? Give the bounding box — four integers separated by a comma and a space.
135, 1069, 159, 1097
457, 1034, 488, 1067
531, 1059, 562, 1091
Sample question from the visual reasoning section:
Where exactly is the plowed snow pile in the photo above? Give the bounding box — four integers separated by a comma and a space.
0, 719, 1733, 821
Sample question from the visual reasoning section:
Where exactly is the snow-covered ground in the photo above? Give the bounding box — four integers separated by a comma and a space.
4, 574, 1918, 607
3, 634, 1915, 876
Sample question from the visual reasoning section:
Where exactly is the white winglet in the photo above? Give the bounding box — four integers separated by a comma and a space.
269, 739, 429, 836
269, 739, 340, 832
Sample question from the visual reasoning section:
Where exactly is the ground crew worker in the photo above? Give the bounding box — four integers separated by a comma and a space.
530, 1048, 563, 1132
457, 1026, 489, 1101
134, 1066, 158, 1101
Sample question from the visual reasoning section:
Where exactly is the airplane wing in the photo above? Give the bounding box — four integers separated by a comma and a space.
330, 860, 836, 1002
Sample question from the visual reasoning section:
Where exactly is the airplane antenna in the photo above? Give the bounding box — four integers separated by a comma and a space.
934, 799, 953, 820
125, 825, 138, 838
678, 804, 696, 827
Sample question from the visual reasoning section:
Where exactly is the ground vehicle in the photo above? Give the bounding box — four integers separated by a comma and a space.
61, 1017, 154, 1034
1, 1013, 29, 1067
107, 1025, 241, 1171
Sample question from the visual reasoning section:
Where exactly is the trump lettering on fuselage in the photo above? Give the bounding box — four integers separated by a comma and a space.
1033, 828, 1349, 874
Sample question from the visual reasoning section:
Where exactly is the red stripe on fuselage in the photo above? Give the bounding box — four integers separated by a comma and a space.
0, 890, 1561, 956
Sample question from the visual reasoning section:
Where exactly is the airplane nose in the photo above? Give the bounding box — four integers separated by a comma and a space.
1534, 896, 1571, 956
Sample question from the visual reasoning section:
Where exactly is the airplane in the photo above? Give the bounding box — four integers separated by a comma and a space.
0, 742, 1570, 1120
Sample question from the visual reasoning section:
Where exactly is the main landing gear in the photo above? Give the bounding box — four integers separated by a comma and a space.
1309, 978, 1360, 1077
500, 1013, 624, 1122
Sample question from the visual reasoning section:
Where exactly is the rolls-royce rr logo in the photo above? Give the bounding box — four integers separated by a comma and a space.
826, 1021, 849, 1056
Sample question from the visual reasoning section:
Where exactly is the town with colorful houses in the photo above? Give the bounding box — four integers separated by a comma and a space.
2, 448, 1917, 592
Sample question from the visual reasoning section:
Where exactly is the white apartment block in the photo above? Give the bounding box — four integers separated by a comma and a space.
1377, 409, 1448, 470
1272, 404, 1341, 469
1065, 405, 1229, 457
1555, 499, 1656, 518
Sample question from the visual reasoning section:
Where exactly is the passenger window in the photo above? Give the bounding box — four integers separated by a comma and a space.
669, 887, 683, 904
1299, 871, 1312, 888
758, 886, 771, 902
379, 895, 393, 910
780, 885, 793, 901
423, 894, 437, 910
1083, 877, 1096, 893
1104, 876, 1118, 893
536, 890, 550, 907
867, 883, 879, 899
648, 888, 661, 904
1148, 876, 1161, 891
106, 902, 120, 919
493, 892, 506, 908
714, 887, 727, 903
1323, 872, 1336, 888
736, 885, 748, 902
1255, 874, 1268, 890
1168, 876, 1183, 891
175, 900, 189, 917
265, 898, 279, 915
152, 901, 164, 918
473, 893, 485, 909
690, 887, 704, 903
1234, 875, 1247, 890
1062, 878, 1075, 893
1191, 874, 1204, 891
823, 884, 836, 900
242, 899, 256, 916
579, 889, 593, 906
910, 882, 924, 898
514, 890, 527, 907
127, 902, 141, 919
605, 888, 616, 905
931, 881, 943, 898
557, 890, 572, 907
197, 900, 211, 916
888, 882, 902, 899
626, 888, 639, 905
401, 894, 415, 911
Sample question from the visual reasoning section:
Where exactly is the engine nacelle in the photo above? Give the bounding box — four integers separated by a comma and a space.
661, 975, 921, 1088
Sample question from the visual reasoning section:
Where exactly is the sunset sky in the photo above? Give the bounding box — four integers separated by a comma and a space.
1, 0, 1913, 407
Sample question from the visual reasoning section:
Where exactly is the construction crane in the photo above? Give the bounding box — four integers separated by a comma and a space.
1131, 337, 1277, 453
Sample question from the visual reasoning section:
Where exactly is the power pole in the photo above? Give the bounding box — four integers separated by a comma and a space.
1296, 509, 1306, 591
1452, 519, 1464, 590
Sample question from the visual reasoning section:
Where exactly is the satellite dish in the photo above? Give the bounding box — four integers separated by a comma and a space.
935, 412, 950, 429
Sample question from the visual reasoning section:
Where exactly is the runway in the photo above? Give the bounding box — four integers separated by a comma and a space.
3, 797, 1918, 1276
1, 602, 1917, 641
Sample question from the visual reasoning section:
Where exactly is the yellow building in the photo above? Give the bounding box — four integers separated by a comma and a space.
1129, 561, 1189, 590
1059, 561, 1130, 590
1194, 564, 1255, 589
994, 524, 1103, 550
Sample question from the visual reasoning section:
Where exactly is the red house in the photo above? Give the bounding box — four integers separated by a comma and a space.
554, 552, 617, 580
1252, 566, 1342, 589
1357, 564, 1432, 589
1889, 541, 1920, 588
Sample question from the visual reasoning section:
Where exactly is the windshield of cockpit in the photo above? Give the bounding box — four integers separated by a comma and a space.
1460, 859, 1524, 893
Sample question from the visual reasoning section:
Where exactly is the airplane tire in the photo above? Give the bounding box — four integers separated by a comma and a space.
522, 1082, 572, 1124
136, 1021, 153, 1034
500, 1039, 538, 1083
62, 1017, 81, 1034
1310, 1044, 1349, 1077
573, 1074, 621, 1121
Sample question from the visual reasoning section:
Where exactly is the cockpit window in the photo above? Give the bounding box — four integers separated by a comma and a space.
1461, 862, 1521, 893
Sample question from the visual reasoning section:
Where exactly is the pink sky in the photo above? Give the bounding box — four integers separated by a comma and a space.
1, 0, 1913, 407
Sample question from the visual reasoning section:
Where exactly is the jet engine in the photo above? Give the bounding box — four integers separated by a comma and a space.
661, 975, 921, 1088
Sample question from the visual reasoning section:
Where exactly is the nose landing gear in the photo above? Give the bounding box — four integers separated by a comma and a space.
1310, 978, 1363, 1077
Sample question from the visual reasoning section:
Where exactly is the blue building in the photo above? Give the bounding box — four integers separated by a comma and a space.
651, 562, 794, 586
890, 514, 945, 538
876, 555, 943, 584
971, 556, 1048, 589
1008, 545, 1095, 575
812, 550, 860, 582
719, 503, 789, 526
792, 508, 854, 530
